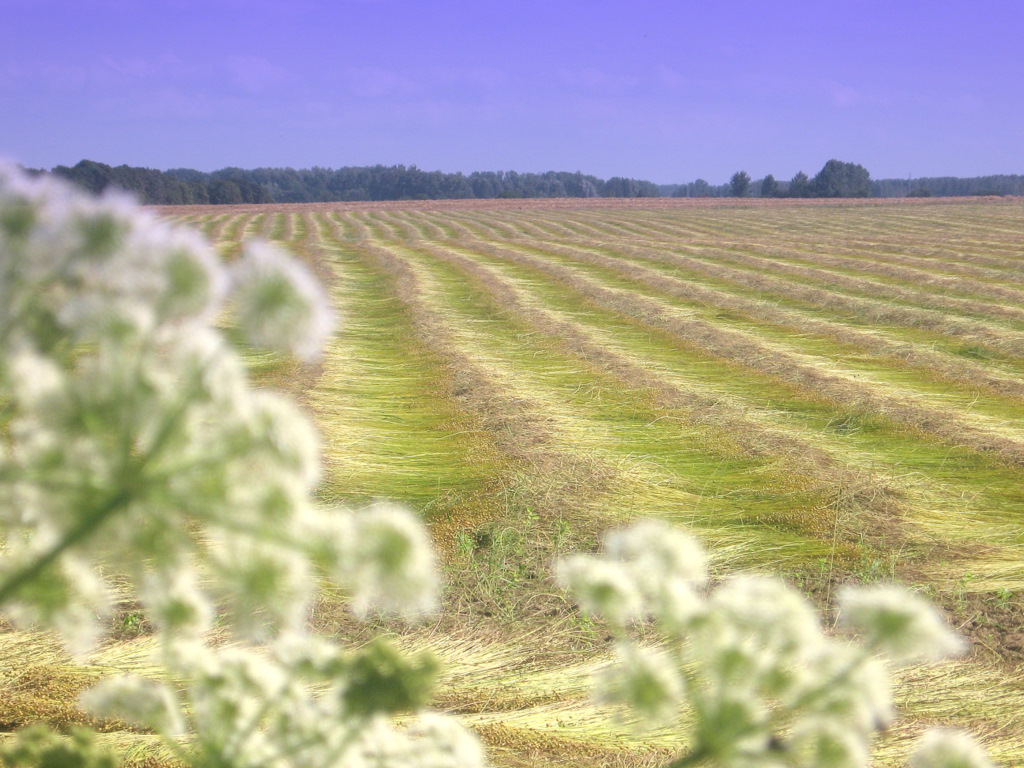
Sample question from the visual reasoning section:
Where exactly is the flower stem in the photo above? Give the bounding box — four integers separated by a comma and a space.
0, 488, 131, 606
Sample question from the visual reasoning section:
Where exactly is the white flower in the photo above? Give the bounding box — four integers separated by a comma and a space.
6, 346, 66, 409
597, 643, 685, 727
556, 554, 644, 626
605, 519, 707, 585
909, 729, 994, 768
231, 240, 334, 361
788, 717, 870, 768
795, 647, 894, 735
708, 575, 823, 661
209, 535, 313, 638
242, 389, 322, 488
80, 675, 184, 736
404, 713, 487, 768
694, 689, 772, 764
139, 565, 213, 639
838, 585, 965, 664
166, 324, 248, 410
358, 715, 416, 767
343, 503, 439, 618
604, 520, 708, 628
1, 547, 112, 655
153, 225, 227, 321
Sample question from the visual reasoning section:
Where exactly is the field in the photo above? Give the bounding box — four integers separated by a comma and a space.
4, 196, 1024, 766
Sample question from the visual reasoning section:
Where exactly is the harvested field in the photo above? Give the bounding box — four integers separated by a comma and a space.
5, 197, 1024, 766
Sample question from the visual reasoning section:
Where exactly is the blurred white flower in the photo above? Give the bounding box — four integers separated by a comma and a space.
404, 713, 487, 768
0, 165, 460, 768
909, 729, 995, 768
788, 717, 870, 768
231, 240, 334, 361
344, 503, 439, 618
793, 646, 893, 735
139, 565, 213, 639
80, 675, 184, 736
597, 643, 685, 728
242, 389, 323, 488
838, 585, 965, 664
710, 575, 823, 660
208, 535, 313, 639
6, 346, 66, 409
556, 554, 643, 626
605, 518, 707, 585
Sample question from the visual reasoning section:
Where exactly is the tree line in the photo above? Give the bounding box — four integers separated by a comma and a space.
30, 158, 1023, 204
41, 160, 658, 205
673, 159, 872, 199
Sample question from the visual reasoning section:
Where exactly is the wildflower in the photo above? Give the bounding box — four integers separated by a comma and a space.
838, 585, 965, 664
793, 645, 894, 735
139, 565, 213, 639
605, 519, 707, 627
604, 519, 707, 585
788, 717, 870, 768
208, 535, 313, 639
709, 576, 822, 660
0, 165, 478, 768
231, 240, 334, 361
152, 225, 227, 322
342, 503, 439, 618
404, 713, 488, 768
597, 643, 685, 728
909, 729, 995, 768
80, 676, 184, 736
556, 554, 643, 626
242, 389, 322, 488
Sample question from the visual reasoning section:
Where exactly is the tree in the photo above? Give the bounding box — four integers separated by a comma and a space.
52, 159, 113, 195
811, 159, 872, 198
760, 174, 778, 198
208, 178, 244, 204
729, 171, 751, 198
788, 170, 811, 198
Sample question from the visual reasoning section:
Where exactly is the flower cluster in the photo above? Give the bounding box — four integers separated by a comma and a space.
80, 636, 483, 768
0, 166, 478, 768
558, 520, 992, 768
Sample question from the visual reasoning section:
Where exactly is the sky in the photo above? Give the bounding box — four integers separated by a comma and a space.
2, 0, 1022, 185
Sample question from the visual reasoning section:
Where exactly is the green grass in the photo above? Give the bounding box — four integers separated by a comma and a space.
8, 199, 1020, 768
307, 240, 503, 519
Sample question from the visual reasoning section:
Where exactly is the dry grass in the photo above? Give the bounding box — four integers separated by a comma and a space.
6, 197, 1024, 767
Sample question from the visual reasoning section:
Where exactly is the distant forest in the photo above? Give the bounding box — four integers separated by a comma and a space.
33, 158, 1024, 205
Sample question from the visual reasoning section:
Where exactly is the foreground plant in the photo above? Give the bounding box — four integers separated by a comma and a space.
558, 520, 994, 768
0, 166, 483, 768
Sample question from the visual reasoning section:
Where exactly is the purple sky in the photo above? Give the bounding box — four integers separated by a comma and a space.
2, 0, 1021, 184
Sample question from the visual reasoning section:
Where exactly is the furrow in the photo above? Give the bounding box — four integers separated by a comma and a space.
314, 219, 619, 533
658, 242, 1024, 329
454, 237, 1024, 467
411, 241, 916, 549
530, 238, 1024, 403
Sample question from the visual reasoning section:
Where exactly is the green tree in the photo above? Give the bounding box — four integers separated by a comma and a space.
811, 159, 872, 198
788, 170, 811, 198
208, 179, 244, 204
760, 174, 778, 198
729, 171, 751, 198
